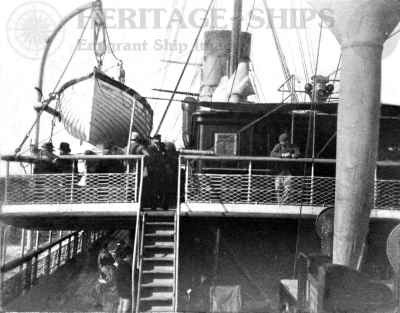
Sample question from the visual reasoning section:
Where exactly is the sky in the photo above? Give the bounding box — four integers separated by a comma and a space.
0, 0, 399, 175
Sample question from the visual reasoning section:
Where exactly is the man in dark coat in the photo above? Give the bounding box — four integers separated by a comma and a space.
147, 135, 167, 210
34, 142, 58, 174
55, 142, 77, 173
270, 133, 300, 203
127, 132, 151, 204
115, 246, 133, 313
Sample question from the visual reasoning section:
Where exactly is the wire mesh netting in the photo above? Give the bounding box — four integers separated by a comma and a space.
5, 173, 138, 204
186, 172, 400, 210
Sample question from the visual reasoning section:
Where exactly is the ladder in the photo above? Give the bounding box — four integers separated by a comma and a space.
135, 212, 177, 313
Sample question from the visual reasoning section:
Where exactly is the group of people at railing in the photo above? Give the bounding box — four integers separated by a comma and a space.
28, 132, 178, 208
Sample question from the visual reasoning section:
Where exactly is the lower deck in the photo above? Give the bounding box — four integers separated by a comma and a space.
2, 218, 396, 312
2, 203, 400, 229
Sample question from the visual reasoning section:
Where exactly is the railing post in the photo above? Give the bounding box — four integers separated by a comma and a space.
4, 162, 9, 205
0, 224, 5, 312
247, 161, 252, 203
32, 255, 38, 285
35, 231, 39, 250
134, 159, 139, 203
45, 247, 51, 276
374, 167, 378, 209
24, 258, 32, 292
57, 241, 62, 268
45, 230, 53, 275
310, 164, 315, 205
70, 162, 75, 203
184, 159, 189, 203
174, 157, 183, 312
137, 156, 145, 208
19, 229, 26, 273
73, 233, 78, 258
177, 156, 182, 207
67, 236, 71, 261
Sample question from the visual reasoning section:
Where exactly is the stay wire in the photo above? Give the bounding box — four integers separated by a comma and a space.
293, 17, 324, 277
14, 8, 94, 154
53, 9, 94, 94
155, 0, 215, 135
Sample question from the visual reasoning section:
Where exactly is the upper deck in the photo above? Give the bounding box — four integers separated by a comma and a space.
1, 154, 400, 228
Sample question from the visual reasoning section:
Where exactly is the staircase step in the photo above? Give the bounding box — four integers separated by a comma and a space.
142, 268, 174, 274
143, 257, 174, 262
141, 281, 174, 288
143, 243, 174, 249
144, 230, 174, 237
143, 251, 174, 258
140, 294, 173, 302
141, 277, 174, 285
144, 211, 175, 217
143, 306, 174, 313
146, 222, 174, 226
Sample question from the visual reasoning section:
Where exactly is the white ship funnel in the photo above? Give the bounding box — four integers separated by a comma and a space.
308, 0, 400, 268
199, 30, 251, 101
212, 61, 255, 103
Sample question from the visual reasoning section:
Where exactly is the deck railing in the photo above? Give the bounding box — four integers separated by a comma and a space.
0, 230, 105, 305
179, 155, 400, 210
1, 155, 144, 206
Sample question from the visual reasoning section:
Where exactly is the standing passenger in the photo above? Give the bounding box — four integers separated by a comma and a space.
163, 142, 178, 210
55, 142, 77, 201
33, 142, 58, 202
34, 142, 58, 174
270, 133, 300, 203
148, 135, 166, 210
55, 142, 77, 173
127, 132, 150, 204
115, 246, 133, 313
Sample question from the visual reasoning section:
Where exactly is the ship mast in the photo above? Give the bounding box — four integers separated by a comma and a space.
229, 0, 243, 76
308, 0, 400, 269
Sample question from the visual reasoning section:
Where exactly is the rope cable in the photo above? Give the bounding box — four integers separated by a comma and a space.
14, 7, 95, 155
52, 9, 94, 93
154, 0, 215, 134
293, 16, 325, 276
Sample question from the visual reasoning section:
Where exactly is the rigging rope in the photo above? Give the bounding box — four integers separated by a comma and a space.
154, 0, 215, 135
293, 16, 325, 276
262, 0, 298, 103
15, 6, 95, 155
158, 0, 188, 94
53, 9, 94, 94
327, 54, 342, 104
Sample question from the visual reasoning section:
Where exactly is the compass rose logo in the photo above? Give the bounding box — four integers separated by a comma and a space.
6, 1, 64, 60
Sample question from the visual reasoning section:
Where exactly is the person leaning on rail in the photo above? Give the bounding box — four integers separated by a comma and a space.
126, 131, 151, 204
270, 133, 300, 203
33, 142, 58, 203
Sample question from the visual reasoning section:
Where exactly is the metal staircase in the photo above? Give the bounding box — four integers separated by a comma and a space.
135, 212, 177, 313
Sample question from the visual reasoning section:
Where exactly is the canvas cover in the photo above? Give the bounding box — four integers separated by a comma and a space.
210, 285, 242, 313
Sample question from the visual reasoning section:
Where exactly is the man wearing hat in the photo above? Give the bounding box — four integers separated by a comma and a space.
55, 142, 77, 173
33, 142, 58, 202
270, 133, 300, 203
33, 142, 58, 174
148, 134, 167, 210
115, 246, 133, 313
